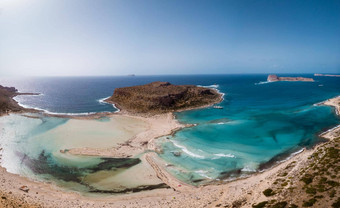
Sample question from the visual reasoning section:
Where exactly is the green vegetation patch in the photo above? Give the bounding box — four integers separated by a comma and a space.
271, 201, 288, 208
302, 198, 317, 207
263, 188, 276, 197
252, 201, 268, 208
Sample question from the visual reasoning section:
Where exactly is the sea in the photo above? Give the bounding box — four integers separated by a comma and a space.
0, 74, 339, 190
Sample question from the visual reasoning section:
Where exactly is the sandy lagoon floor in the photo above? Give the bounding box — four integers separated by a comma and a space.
0, 113, 180, 195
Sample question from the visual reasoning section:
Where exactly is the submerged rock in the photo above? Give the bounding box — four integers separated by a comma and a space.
171, 151, 181, 157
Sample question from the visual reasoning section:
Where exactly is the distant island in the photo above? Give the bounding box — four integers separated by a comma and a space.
314, 73, 340, 77
104, 81, 223, 114
267, 74, 314, 82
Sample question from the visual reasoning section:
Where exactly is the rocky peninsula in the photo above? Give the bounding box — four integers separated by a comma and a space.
267, 74, 314, 82
0, 85, 39, 116
104, 81, 223, 114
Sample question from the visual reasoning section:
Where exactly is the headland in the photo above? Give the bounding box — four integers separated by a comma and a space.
0, 85, 40, 116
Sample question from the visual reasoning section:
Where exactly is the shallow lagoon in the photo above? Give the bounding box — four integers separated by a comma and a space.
0, 75, 339, 189
0, 114, 163, 193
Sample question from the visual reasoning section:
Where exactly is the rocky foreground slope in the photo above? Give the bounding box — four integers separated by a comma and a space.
267, 75, 314, 82
105, 81, 222, 114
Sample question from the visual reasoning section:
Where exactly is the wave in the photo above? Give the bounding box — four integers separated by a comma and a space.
213, 153, 236, 158
172, 141, 205, 159
195, 170, 213, 179
319, 124, 340, 136
254, 81, 271, 85
269, 148, 305, 166
97, 96, 111, 104
241, 165, 257, 172
197, 84, 226, 101
197, 84, 219, 89
97, 96, 120, 112
13, 97, 113, 116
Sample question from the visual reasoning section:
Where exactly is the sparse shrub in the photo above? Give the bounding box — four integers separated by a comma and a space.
319, 177, 327, 183
305, 187, 316, 195
302, 198, 317, 207
281, 182, 288, 187
332, 197, 340, 208
271, 201, 287, 208
330, 190, 336, 198
252, 201, 268, 208
301, 174, 313, 185
327, 180, 339, 187
263, 188, 276, 197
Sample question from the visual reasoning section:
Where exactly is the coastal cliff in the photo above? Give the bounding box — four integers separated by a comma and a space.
105, 81, 222, 114
267, 74, 314, 82
0, 85, 24, 115
0, 85, 39, 116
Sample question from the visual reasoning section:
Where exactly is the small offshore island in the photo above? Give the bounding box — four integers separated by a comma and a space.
0, 81, 340, 208
267, 74, 314, 82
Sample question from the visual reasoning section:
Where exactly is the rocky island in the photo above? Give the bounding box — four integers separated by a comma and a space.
267, 74, 314, 82
314, 73, 340, 77
104, 81, 223, 114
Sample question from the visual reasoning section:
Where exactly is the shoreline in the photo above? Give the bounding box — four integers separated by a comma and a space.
0, 93, 339, 207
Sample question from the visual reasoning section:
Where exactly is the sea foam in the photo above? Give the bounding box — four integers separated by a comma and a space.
213, 153, 236, 158
172, 141, 205, 159
254, 81, 271, 85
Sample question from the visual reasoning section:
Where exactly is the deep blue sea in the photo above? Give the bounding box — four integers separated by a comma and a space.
0, 74, 339, 185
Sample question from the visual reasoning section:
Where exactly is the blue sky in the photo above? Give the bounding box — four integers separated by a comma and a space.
0, 0, 339, 76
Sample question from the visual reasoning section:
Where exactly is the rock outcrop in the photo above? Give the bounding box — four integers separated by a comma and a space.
105, 81, 222, 114
267, 75, 314, 82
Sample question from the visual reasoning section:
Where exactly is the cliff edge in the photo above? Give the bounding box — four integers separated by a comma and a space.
105, 81, 222, 114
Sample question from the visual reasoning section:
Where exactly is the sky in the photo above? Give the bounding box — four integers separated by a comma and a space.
0, 0, 340, 76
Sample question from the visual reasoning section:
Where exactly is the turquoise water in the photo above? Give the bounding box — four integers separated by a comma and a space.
156, 75, 340, 183
0, 114, 141, 193
0, 75, 339, 187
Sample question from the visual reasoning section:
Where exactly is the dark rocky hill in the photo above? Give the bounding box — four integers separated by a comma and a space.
0, 85, 39, 116
105, 81, 222, 114
0, 85, 23, 115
